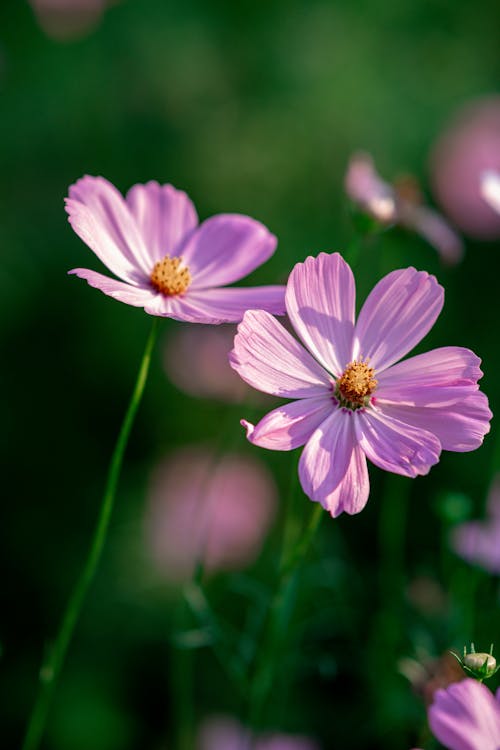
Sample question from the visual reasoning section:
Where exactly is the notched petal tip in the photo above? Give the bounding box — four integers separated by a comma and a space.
241, 419, 256, 441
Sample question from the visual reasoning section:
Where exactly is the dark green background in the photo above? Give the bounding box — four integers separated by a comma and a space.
1, 1, 500, 748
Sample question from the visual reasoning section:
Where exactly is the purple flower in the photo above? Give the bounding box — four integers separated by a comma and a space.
230, 253, 491, 517
345, 153, 464, 265
451, 475, 500, 574
481, 170, 500, 216
66, 176, 285, 323
428, 678, 500, 750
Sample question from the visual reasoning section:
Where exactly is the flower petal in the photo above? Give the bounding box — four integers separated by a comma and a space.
242, 396, 334, 451
356, 408, 441, 477
180, 284, 286, 324
322, 442, 370, 517
377, 391, 492, 452
126, 181, 198, 264
298, 409, 355, 511
230, 309, 331, 398
285, 252, 356, 377
66, 175, 151, 283
429, 679, 500, 750
353, 267, 444, 372
376, 347, 484, 405
68, 268, 157, 307
481, 169, 500, 215
180, 214, 277, 288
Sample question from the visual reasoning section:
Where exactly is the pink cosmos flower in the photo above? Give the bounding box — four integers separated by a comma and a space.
66, 176, 285, 323
145, 448, 277, 581
428, 678, 500, 750
230, 252, 491, 517
451, 475, 500, 574
345, 153, 464, 265
481, 170, 500, 216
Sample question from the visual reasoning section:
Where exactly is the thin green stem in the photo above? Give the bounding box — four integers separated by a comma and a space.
247, 496, 323, 732
22, 318, 159, 750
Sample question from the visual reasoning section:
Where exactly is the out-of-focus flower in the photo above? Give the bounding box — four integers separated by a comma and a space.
197, 716, 321, 750
430, 96, 500, 239
451, 475, 500, 574
163, 324, 250, 403
145, 448, 277, 581
481, 170, 500, 215
345, 153, 464, 265
66, 176, 285, 323
428, 678, 500, 750
230, 252, 491, 518
29, 0, 111, 41
400, 651, 464, 707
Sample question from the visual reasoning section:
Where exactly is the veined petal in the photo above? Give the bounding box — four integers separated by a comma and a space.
69, 268, 156, 307
126, 181, 198, 264
356, 408, 441, 477
230, 310, 331, 398
242, 396, 334, 451
377, 347, 483, 404
353, 267, 444, 372
66, 175, 151, 283
298, 408, 355, 510
322, 442, 370, 517
377, 391, 492, 452
429, 679, 500, 750
181, 285, 286, 324
180, 214, 277, 288
285, 252, 356, 377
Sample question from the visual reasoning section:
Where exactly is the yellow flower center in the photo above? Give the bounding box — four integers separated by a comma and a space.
336, 360, 377, 409
150, 255, 191, 296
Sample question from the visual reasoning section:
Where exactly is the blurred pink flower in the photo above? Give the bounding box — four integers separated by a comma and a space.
163, 324, 251, 403
430, 96, 500, 239
145, 448, 277, 581
428, 678, 500, 750
29, 0, 110, 41
451, 475, 500, 574
481, 170, 500, 216
197, 716, 320, 750
345, 153, 463, 265
230, 252, 491, 517
66, 176, 285, 323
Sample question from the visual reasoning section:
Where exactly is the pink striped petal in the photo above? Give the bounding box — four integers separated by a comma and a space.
377, 391, 491, 452
230, 310, 331, 398
126, 181, 198, 264
181, 284, 286, 323
429, 679, 500, 750
356, 408, 441, 477
68, 268, 157, 307
285, 253, 356, 377
298, 409, 355, 509
242, 396, 334, 451
66, 175, 151, 283
321, 442, 370, 517
377, 347, 483, 404
353, 267, 444, 372
180, 214, 277, 289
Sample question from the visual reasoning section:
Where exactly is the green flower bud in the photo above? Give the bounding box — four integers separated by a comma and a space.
450, 643, 500, 682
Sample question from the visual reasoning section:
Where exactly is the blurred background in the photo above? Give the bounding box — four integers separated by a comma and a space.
2, 0, 500, 748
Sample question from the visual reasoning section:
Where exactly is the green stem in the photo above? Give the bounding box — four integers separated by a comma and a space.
247, 498, 323, 731
21, 318, 159, 750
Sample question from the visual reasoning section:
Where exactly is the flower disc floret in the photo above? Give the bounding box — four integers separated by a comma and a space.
150, 255, 191, 295
336, 360, 377, 409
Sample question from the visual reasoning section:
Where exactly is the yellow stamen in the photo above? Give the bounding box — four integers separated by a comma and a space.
150, 255, 191, 296
337, 360, 377, 408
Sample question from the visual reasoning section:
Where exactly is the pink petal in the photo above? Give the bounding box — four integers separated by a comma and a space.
126, 181, 198, 264
230, 309, 331, 398
481, 169, 500, 215
353, 267, 444, 372
298, 409, 355, 511
429, 678, 500, 750
181, 284, 286, 324
356, 408, 441, 477
285, 253, 356, 377
242, 396, 334, 450
376, 347, 483, 404
323, 443, 370, 517
66, 175, 151, 283
180, 214, 277, 289
68, 268, 157, 307
377, 391, 491, 452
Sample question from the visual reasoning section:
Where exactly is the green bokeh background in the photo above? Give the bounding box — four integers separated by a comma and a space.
1, 1, 500, 748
